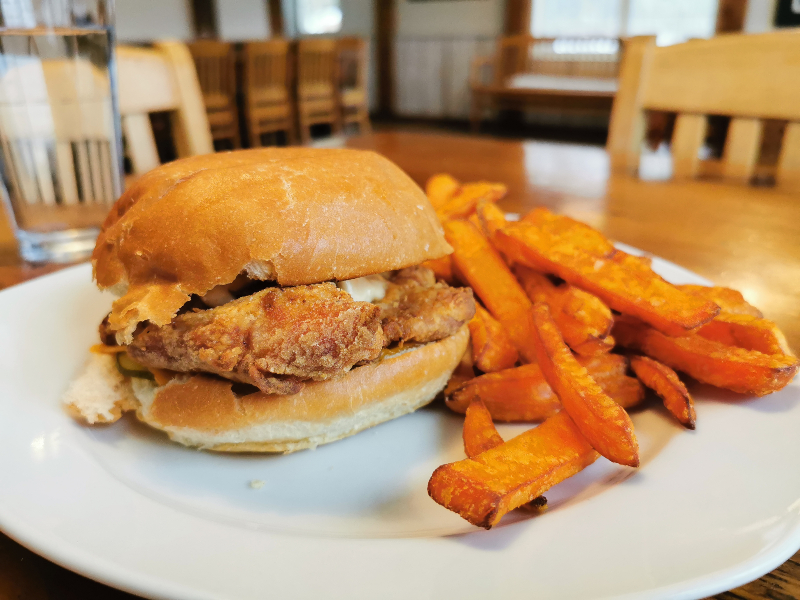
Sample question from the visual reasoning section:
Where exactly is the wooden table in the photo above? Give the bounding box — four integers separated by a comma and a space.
1, 131, 798, 599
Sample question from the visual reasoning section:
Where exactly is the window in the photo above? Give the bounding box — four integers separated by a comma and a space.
627, 0, 718, 45
531, 0, 719, 45
296, 0, 342, 35
532, 0, 623, 38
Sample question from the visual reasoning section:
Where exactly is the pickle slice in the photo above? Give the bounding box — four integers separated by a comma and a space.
116, 353, 155, 380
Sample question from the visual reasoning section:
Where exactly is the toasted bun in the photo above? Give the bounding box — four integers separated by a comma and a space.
94, 148, 451, 342
65, 327, 469, 452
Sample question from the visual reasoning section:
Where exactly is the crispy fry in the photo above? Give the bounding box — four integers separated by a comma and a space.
495, 220, 720, 336
613, 316, 799, 396
463, 398, 505, 458
447, 363, 558, 421
469, 305, 519, 372
520, 207, 615, 257
444, 220, 538, 363
697, 313, 793, 356
446, 353, 644, 421
467, 213, 482, 232
438, 182, 507, 221
515, 265, 614, 356
475, 200, 508, 238
428, 410, 599, 528
677, 284, 762, 317
425, 174, 460, 210
420, 255, 455, 285
531, 303, 639, 467
630, 355, 696, 429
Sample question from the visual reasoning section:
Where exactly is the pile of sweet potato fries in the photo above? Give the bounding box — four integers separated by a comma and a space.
422, 174, 799, 529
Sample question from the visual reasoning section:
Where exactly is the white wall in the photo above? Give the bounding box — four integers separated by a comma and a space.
338, 0, 376, 110
744, 0, 778, 32
396, 0, 504, 38
216, 0, 271, 40
116, 0, 193, 41
116, 0, 271, 42
340, 0, 373, 35
394, 0, 503, 118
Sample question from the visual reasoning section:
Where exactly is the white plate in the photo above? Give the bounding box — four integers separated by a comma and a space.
1, 250, 799, 600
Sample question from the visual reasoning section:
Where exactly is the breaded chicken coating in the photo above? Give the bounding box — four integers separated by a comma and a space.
128, 283, 386, 394
379, 266, 476, 344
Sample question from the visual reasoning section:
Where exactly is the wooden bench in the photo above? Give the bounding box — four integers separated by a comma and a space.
469, 35, 621, 131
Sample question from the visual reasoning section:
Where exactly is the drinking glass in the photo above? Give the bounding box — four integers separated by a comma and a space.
0, 0, 122, 263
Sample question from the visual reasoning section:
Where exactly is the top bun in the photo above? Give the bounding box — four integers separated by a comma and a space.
93, 148, 451, 341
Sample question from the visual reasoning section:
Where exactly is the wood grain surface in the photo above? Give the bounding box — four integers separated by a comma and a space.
0, 131, 798, 599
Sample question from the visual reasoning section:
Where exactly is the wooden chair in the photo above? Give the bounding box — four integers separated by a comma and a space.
242, 39, 295, 146
336, 37, 371, 134
188, 40, 240, 149
117, 42, 214, 179
608, 32, 800, 190
296, 38, 340, 144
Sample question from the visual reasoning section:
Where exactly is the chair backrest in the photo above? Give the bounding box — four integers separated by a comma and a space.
0, 55, 120, 206
187, 40, 237, 112
117, 41, 213, 175
243, 39, 291, 106
337, 37, 367, 92
297, 38, 337, 98
608, 32, 800, 189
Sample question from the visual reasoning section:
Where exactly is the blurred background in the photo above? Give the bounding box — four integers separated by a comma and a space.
111, 0, 791, 146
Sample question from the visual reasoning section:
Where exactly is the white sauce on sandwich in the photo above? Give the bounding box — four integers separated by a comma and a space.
337, 275, 389, 303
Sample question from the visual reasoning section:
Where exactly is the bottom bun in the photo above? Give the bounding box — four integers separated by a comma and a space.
67, 326, 468, 453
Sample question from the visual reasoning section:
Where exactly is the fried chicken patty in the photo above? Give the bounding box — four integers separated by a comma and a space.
378, 267, 476, 344
127, 283, 386, 394
123, 267, 475, 395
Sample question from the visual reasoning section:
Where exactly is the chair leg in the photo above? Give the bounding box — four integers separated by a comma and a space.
470, 97, 482, 133
298, 110, 311, 145
331, 109, 343, 135
285, 120, 296, 145
249, 126, 260, 148
359, 107, 371, 134
231, 120, 242, 149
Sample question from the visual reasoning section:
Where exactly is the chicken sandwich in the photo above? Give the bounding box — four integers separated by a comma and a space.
64, 148, 475, 452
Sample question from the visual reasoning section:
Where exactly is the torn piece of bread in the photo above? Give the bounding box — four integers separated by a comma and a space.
63, 353, 138, 424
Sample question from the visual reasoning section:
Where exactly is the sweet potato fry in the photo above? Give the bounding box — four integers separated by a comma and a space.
515, 265, 614, 356
531, 303, 639, 467
613, 316, 799, 396
475, 199, 508, 238
446, 353, 643, 421
444, 220, 538, 363
425, 173, 460, 210
428, 410, 599, 528
630, 355, 696, 429
447, 363, 559, 421
463, 398, 504, 458
438, 182, 507, 221
469, 305, 519, 372
520, 207, 615, 257
697, 313, 793, 356
461, 400, 549, 510
677, 284, 762, 317
495, 221, 720, 336
420, 255, 455, 285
